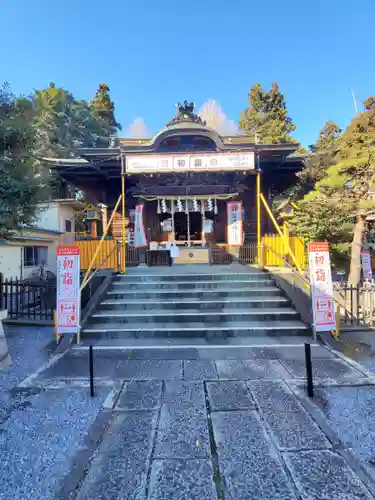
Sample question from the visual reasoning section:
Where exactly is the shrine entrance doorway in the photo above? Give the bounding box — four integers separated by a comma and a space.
174, 211, 203, 246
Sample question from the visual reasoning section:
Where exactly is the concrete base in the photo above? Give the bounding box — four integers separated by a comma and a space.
0, 310, 11, 368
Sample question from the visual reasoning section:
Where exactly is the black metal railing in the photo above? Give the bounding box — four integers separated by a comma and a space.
0, 275, 55, 321
209, 243, 257, 265
146, 250, 172, 267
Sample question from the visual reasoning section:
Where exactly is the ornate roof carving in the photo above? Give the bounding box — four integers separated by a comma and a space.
167, 101, 206, 127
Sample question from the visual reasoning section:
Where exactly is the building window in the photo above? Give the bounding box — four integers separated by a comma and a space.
23, 246, 48, 267
65, 220, 72, 232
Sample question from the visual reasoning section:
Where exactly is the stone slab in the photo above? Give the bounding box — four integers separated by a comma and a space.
215, 359, 290, 380
249, 380, 330, 451
155, 406, 210, 459
207, 381, 256, 411
114, 359, 183, 380
115, 381, 162, 410
263, 345, 335, 360
183, 359, 217, 380
148, 459, 217, 500
315, 385, 375, 482
284, 450, 372, 499
280, 358, 365, 381
163, 381, 205, 411
212, 410, 296, 499
77, 411, 157, 500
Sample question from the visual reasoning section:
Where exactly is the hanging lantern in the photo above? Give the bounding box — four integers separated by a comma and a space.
214, 199, 218, 215
207, 198, 213, 211
157, 198, 161, 214
161, 199, 167, 213
177, 197, 183, 212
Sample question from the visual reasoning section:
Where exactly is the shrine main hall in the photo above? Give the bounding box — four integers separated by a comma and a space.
45, 101, 304, 263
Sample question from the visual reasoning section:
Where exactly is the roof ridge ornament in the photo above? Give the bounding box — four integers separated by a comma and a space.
167, 100, 206, 127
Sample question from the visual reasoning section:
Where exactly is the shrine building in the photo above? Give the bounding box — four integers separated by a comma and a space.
44, 101, 305, 265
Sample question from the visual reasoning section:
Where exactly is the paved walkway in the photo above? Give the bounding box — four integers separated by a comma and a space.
2, 327, 375, 499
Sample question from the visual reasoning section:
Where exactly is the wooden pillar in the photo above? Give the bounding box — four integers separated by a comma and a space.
90, 220, 98, 239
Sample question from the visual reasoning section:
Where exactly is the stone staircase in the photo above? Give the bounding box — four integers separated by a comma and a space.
82, 265, 310, 341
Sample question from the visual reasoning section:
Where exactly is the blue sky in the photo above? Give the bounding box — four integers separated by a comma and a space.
1, 0, 374, 147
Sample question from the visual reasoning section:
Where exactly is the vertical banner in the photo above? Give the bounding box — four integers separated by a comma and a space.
56, 246, 80, 335
227, 201, 243, 246
134, 204, 147, 248
361, 250, 372, 281
308, 242, 336, 332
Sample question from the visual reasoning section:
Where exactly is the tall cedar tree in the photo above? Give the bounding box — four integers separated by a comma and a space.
89, 84, 121, 146
239, 82, 296, 143
0, 85, 49, 237
291, 98, 375, 282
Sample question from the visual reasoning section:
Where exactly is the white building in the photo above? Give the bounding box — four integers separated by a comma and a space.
0, 199, 84, 280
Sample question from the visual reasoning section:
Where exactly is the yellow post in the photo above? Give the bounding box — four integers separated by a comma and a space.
121, 174, 126, 273
81, 194, 122, 289
260, 193, 303, 275
283, 220, 290, 264
256, 171, 261, 264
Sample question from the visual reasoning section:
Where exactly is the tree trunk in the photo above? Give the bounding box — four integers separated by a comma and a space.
348, 214, 364, 286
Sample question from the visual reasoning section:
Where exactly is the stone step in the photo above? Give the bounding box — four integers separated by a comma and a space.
90, 308, 300, 325
106, 287, 284, 301
115, 272, 269, 283
82, 320, 309, 340
98, 297, 291, 312
111, 279, 275, 291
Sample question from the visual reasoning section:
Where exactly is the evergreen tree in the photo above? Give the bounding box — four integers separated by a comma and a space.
291, 98, 375, 283
32, 82, 77, 157
239, 82, 296, 143
89, 83, 121, 146
0, 84, 49, 237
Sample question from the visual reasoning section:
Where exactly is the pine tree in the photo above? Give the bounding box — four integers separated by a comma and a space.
291, 98, 375, 282
89, 83, 121, 146
239, 82, 296, 143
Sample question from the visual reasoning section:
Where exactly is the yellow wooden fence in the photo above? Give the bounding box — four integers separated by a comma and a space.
74, 235, 306, 271
75, 240, 119, 271
262, 234, 305, 268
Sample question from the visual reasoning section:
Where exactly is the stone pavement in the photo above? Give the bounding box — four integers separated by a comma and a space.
2, 328, 375, 499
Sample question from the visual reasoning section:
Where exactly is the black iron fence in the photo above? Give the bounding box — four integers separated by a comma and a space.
0, 276, 55, 321
209, 243, 258, 265
333, 282, 375, 326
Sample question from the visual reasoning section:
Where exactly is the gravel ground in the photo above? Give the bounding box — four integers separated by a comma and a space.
0, 388, 108, 500
0, 326, 109, 500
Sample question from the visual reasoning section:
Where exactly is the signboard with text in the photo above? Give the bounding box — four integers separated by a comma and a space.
126, 153, 255, 173
308, 242, 336, 332
227, 202, 243, 247
361, 250, 373, 281
56, 246, 80, 335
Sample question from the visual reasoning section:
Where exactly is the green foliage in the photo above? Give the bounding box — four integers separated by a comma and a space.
89, 83, 121, 146
0, 84, 49, 237
291, 97, 375, 274
239, 82, 296, 143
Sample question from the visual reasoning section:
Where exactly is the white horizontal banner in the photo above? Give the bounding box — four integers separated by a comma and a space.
126, 153, 255, 173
